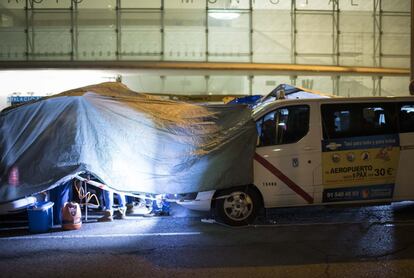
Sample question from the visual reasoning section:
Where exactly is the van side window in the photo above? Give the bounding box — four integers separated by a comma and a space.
399, 102, 414, 133
322, 103, 397, 139
257, 105, 310, 146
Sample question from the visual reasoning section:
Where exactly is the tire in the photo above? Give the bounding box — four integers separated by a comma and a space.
214, 186, 262, 226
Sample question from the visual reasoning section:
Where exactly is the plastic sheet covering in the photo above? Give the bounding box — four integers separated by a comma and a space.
0, 82, 256, 203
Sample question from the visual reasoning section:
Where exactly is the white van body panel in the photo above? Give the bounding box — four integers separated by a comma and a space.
178, 96, 414, 211
394, 133, 414, 200
254, 102, 322, 208
176, 190, 214, 211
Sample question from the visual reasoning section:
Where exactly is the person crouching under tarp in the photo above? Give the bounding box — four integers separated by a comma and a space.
98, 190, 126, 222
145, 194, 170, 217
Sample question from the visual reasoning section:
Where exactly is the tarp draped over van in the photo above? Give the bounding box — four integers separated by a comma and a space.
0, 82, 256, 203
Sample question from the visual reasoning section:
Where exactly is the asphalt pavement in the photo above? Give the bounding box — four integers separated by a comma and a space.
1, 203, 414, 278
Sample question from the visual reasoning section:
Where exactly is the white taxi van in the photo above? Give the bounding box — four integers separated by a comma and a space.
178, 96, 414, 226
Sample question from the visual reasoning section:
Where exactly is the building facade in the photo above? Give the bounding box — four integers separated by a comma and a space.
0, 0, 410, 107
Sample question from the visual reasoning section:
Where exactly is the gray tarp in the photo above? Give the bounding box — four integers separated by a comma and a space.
0, 83, 256, 203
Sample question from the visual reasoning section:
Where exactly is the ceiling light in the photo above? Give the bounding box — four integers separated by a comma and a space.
209, 12, 240, 20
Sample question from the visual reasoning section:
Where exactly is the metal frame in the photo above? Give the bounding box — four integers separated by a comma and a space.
205, 0, 209, 62
332, 0, 339, 66
291, 0, 297, 65
116, 0, 121, 60
332, 75, 340, 96
249, 75, 253, 95
373, 0, 382, 97
161, 0, 165, 61
332, 0, 339, 95
249, 0, 253, 63
25, 0, 76, 60
290, 75, 297, 86
373, 76, 382, 96
70, 0, 78, 61
25, 0, 35, 60
373, 0, 382, 68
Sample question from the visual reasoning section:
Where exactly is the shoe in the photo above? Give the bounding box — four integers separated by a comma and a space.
114, 208, 126, 220
98, 210, 113, 222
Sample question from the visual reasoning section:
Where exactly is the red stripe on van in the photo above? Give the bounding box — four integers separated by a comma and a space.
254, 153, 314, 204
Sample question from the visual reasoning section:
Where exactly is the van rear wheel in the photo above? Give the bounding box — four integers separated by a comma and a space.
214, 187, 261, 226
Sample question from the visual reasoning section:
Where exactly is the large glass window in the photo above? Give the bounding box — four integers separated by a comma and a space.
208, 0, 250, 9
0, 0, 410, 98
77, 0, 116, 9
252, 76, 292, 96
382, 0, 410, 13
120, 11, 162, 61
207, 11, 250, 62
208, 76, 250, 95
252, 9, 291, 63
257, 105, 310, 147
382, 14, 410, 68
0, 10, 26, 60
122, 0, 161, 9
31, 11, 72, 60
321, 103, 397, 139
296, 13, 333, 65
164, 76, 207, 95
381, 77, 411, 96
164, 10, 206, 61
339, 11, 373, 67
296, 76, 333, 94
0, 0, 410, 71
338, 76, 374, 97
77, 9, 117, 60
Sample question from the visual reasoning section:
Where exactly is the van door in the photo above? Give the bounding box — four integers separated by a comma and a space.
254, 103, 322, 208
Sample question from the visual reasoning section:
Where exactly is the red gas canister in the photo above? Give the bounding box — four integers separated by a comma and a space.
61, 202, 82, 230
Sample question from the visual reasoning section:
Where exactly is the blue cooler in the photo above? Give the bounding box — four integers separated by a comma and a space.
27, 201, 54, 233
